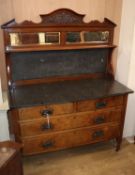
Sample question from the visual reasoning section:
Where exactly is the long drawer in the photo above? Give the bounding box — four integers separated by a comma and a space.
22, 124, 120, 155
19, 108, 122, 137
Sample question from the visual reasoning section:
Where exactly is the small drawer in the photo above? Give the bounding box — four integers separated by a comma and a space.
77, 96, 123, 112
18, 102, 74, 120
22, 124, 119, 155
19, 108, 122, 137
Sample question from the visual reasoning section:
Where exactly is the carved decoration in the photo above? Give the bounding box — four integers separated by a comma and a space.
40, 9, 85, 25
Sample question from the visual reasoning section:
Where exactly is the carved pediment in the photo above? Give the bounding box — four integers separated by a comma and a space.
1, 8, 116, 28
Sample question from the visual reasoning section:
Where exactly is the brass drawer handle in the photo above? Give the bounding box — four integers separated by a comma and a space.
92, 130, 104, 139
93, 116, 105, 124
41, 123, 53, 131
41, 109, 53, 117
42, 141, 54, 148
96, 102, 107, 109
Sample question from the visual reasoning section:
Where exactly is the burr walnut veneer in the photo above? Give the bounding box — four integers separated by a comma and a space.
1, 9, 133, 155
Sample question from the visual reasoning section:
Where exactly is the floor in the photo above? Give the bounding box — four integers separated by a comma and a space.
23, 140, 135, 175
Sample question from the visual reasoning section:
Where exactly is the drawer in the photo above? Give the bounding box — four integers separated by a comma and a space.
22, 124, 120, 155
19, 108, 122, 137
18, 103, 74, 120
77, 96, 123, 112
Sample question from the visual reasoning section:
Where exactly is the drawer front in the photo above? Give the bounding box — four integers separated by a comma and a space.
19, 108, 122, 137
22, 124, 119, 155
77, 96, 123, 112
18, 103, 74, 120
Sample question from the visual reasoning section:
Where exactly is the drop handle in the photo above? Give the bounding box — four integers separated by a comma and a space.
93, 116, 105, 124
96, 102, 107, 109
41, 123, 53, 131
92, 130, 104, 139
42, 141, 54, 148
41, 109, 53, 117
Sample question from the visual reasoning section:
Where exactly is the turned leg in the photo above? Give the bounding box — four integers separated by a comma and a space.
115, 137, 122, 152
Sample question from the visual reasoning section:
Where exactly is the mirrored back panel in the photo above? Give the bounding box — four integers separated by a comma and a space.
9, 31, 109, 47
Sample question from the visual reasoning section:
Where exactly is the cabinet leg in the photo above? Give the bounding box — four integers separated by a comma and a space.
115, 137, 122, 152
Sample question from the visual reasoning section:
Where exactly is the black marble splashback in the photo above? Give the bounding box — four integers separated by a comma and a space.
10, 49, 109, 81
12, 78, 133, 108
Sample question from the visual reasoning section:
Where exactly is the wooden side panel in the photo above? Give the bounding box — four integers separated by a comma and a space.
8, 109, 21, 141
116, 94, 128, 151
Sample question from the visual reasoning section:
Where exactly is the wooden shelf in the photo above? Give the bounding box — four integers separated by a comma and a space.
6, 44, 116, 52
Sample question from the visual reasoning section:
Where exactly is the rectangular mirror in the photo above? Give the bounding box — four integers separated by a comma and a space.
44, 32, 60, 45
10, 32, 39, 46
83, 31, 109, 43
66, 32, 81, 44
20, 33, 39, 45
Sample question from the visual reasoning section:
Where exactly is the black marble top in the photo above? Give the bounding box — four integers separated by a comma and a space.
11, 78, 133, 108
